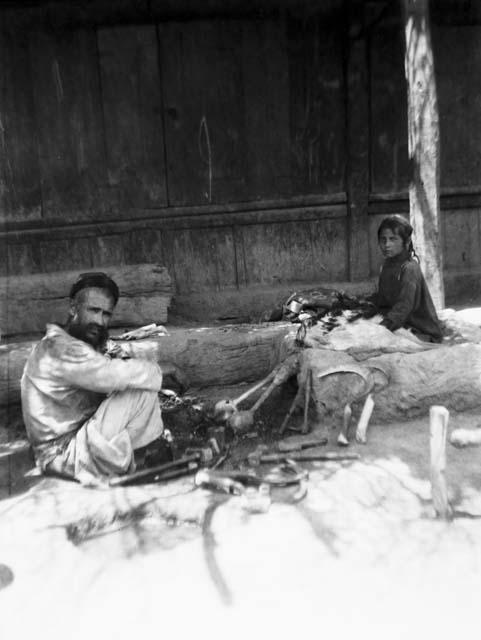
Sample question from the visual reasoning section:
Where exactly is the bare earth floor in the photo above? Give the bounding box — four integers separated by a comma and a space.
1, 396, 481, 640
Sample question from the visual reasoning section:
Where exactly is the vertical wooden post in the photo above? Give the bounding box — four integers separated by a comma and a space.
429, 405, 452, 520
345, 0, 370, 282
403, 0, 445, 309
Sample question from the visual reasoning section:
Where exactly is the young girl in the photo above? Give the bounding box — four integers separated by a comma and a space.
372, 215, 443, 343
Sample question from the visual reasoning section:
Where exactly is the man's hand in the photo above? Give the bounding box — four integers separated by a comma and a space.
160, 362, 188, 393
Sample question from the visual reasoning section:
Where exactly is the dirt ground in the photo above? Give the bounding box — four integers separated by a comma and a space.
1, 378, 481, 640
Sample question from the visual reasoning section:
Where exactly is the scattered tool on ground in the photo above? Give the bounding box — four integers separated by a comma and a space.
278, 431, 328, 452
195, 469, 273, 513
109, 453, 201, 487
213, 460, 309, 488
253, 449, 360, 464
195, 469, 245, 496
195, 459, 309, 510
198, 461, 309, 489
184, 446, 214, 465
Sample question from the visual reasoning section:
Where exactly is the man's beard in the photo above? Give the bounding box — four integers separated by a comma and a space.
67, 322, 109, 349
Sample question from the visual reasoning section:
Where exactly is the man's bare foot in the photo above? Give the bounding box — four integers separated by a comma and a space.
450, 427, 481, 448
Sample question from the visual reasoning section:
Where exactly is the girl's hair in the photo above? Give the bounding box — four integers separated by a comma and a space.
377, 214, 418, 259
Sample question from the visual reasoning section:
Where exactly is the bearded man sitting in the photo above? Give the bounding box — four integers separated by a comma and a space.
21, 272, 181, 480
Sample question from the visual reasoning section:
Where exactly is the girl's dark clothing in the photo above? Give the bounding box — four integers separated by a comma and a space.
373, 250, 443, 343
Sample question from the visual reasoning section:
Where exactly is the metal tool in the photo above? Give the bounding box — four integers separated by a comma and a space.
194, 469, 245, 495
278, 433, 328, 452
195, 459, 309, 508
109, 453, 200, 487
257, 450, 360, 464
198, 459, 308, 489
184, 446, 215, 465
261, 459, 309, 487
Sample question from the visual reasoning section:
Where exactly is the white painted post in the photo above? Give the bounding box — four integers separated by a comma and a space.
429, 405, 453, 519
403, 0, 445, 310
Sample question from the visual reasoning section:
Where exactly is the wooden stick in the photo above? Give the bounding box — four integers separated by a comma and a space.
337, 403, 352, 446
249, 354, 299, 413
249, 380, 278, 413
279, 387, 303, 435
429, 405, 453, 520
355, 394, 374, 444
233, 372, 275, 407
259, 451, 360, 463
109, 454, 200, 487
214, 372, 274, 421
302, 370, 312, 434
278, 433, 328, 452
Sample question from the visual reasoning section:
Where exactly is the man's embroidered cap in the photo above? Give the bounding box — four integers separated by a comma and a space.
69, 272, 120, 305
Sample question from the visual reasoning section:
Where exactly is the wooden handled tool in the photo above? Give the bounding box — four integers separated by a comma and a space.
109, 453, 200, 487
258, 450, 360, 463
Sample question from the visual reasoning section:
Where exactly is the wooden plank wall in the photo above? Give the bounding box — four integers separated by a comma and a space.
1, 1, 481, 324
0, 6, 349, 323
98, 25, 168, 209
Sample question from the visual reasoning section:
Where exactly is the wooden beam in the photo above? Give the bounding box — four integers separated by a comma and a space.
0, 1, 344, 29
403, 0, 445, 309
1, 195, 347, 238
0, 322, 297, 407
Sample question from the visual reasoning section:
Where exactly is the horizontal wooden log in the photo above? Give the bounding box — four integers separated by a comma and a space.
6, 319, 481, 418
0, 264, 173, 336
368, 344, 481, 421
0, 322, 297, 407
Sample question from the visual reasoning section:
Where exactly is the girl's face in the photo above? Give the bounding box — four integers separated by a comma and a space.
378, 228, 405, 258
